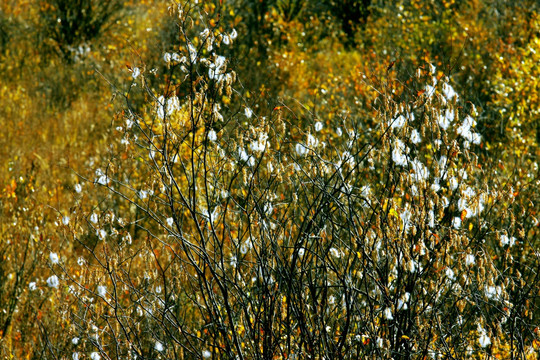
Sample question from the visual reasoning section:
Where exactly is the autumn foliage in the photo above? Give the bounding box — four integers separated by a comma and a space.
0, 0, 539, 359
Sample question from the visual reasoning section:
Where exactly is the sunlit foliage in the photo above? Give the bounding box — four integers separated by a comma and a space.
0, 0, 538, 359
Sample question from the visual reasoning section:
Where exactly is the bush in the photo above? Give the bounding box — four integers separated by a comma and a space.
1, 1, 538, 359
40, 2, 539, 359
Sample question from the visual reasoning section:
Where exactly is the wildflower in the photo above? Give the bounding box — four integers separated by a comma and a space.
485, 285, 502, 300
397, 299, 407, 310
263, 202, 273, 215
329, 247, 341, 258
97, 285, 106, 297
74, 183, 82, 193
336, 127, 342, 136
244, 107, 253, 118
50, 252, 59, 264
47, 275, 59, 288
156, 95, 180, 119
222, 34, 231, 45
410, 129, 422, 144
315, 121, 323, 132
478, 325, 491, 348
209, 55, 226, 80
392, 139, 408, 166
132, 67, 140, 79
202, 350, 211, 358
410, 158, 430, 182
295, 143, 307, 156
298, 248, 305, 256
29, 282, 37, 291
166, 217, 174, 227
500, 234, 515, 247
339, 151, 354, 169
400, 207, 412, 233
406, 259, 417, 273
445, 267, 455, 280
479, 333, 491, 347
204, 207, 218, 223
123, 233, 132, 244
98, 229, 106, 240
457, 116, 481, 144
155, 341, 164, 352
95, 169, 109, 186
460, 202, 474, 221
391, 115, 406, 129
166, 96, 180, 115
452, 217, 461, 229
449, 177, 459, 191
200, 28, 210, 39
403, 292, 411, 302
72, 353, 79, 360
188, 43, 197, 63
441, 196, 449, 208
250, 132, 268, 152
72, 337, 79, 345
442, 82, 458, 101
425, 84, 436, 97
465, 254, 475, 266
90, 213, 98, 224
90, 352, 101, 360
431, 179, 441, 193
208, 129, 217, 142
438, 109, 454, 130
230, 29, 238, 39
307, 133, 318, 147
212, 103, 223, 122
163, 52, 171, 63
221, 189, 229, 198
172, 53, 183, 62
240, 241, 250, 255
238, 147, 249, 162
230, 256, 237, 268
383, 307, 393, 320
77, 257, 85, 266
62, 216, 70, 225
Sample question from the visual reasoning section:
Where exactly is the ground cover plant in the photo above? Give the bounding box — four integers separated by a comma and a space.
0, 0, 538, 359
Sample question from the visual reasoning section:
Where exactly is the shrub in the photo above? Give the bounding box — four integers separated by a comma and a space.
41, 2, 539, 359
1, 1, 538, 359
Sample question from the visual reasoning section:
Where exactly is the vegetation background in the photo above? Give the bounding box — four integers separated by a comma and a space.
0, 0, 538, 359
